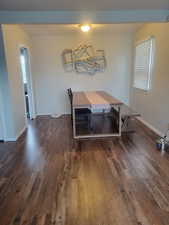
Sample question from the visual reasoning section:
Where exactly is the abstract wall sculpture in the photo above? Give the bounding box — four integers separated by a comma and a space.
62, 44, 106, 75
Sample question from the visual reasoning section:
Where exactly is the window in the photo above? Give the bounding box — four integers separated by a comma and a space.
133, 37, 154, 91
20, 53, 27, 84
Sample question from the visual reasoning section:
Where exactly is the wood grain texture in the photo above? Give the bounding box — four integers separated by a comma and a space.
73, 91, 122, 108
96, 91, 122, 105
0, 115, 169, 225
73, 92, 91, 108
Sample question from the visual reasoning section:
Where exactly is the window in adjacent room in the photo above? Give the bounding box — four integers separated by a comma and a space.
20, 53, 27, 84
133, 37, 155, 91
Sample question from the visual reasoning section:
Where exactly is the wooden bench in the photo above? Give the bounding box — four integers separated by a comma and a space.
121, 104, 140, 133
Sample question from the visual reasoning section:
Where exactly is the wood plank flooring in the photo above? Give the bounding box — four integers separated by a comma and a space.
0, 116, 169, 225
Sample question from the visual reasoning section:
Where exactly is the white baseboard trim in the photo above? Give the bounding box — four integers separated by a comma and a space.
4, 125, 27, 142
16, 125, 27, 140
4, 137, 17, 142
137, 117, 163, 137
36, 113, 57, 116
36, 113, 66, 117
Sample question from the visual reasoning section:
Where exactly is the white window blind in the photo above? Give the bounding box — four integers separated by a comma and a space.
133, 37, 154, 90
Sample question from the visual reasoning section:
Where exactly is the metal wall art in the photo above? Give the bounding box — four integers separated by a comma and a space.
62, 44, 106, 75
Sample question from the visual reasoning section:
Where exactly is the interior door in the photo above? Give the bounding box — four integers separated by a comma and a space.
20, 47, 34, 120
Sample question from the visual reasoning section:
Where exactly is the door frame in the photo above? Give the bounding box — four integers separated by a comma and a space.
0, 88, 6, 141
0, 101, 4, 141
19, 45, 36, 121
0, 114, 4, 141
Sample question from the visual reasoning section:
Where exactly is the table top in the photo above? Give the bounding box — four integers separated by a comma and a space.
72, 91, 122, 108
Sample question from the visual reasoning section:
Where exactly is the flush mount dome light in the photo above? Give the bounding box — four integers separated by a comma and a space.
80, 24, 91, 32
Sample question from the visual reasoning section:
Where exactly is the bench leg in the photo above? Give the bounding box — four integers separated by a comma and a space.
122, 116, 130, 131
122, 116, 136, 134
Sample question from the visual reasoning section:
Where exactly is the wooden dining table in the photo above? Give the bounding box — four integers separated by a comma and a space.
72, 91, 123, 139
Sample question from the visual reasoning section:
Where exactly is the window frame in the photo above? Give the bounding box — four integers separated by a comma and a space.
133, 37, 155, 91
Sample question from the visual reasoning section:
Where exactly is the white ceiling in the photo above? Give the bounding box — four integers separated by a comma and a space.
20, 24, 143, 35
0, 0, 168, 11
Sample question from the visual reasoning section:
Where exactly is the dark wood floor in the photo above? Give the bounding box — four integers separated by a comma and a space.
0, 116, 169, 225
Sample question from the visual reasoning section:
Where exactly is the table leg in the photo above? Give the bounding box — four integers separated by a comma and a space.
119, 106, 121, 136
72, 107, 76, 138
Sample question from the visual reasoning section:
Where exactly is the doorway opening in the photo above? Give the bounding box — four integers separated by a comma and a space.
20, 47, 35, 120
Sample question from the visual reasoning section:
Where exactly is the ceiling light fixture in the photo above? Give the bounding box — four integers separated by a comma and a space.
80, 24, 91, 32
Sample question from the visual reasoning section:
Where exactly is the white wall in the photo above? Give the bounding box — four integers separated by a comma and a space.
31, 32, 133, 115
130, 23, 169, 135
0, 25, 15, 140
1, 25, 33, 140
